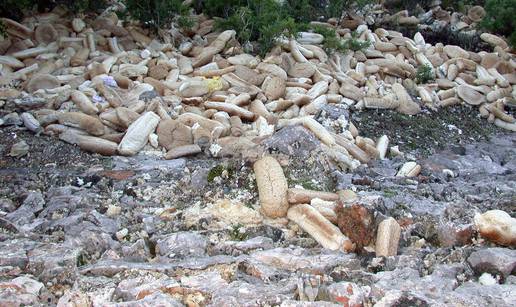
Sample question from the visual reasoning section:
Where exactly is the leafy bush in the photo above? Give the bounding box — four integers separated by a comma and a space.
213, 0, 307, 56
480, 0, 516, 47
0, 0, 107, 19
121, 0, 193, 32
0, 20, 6, 38
313, 25, 371, 53
415, 64, 434, 84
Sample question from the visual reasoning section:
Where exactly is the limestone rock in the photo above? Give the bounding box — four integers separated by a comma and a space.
375, 217, 401, 257
474, 210, 516, 247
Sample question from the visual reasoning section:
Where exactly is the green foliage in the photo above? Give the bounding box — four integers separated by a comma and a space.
416, 64, 434, 84
215, 7, 253, 43
480, 0, 516, 47
228, 224, 248, 241
0, 0, 32, 20
206, 0, 376, 56
121, 0, 193, 32
213, 0, 307, 56
65, 0, 108, 13
207, 164, 233, 183
441, 0, 484, 13
0, 20, 6, 38
283, 0, 318, 23
344, 31, 371, 51
0, 0, 107, 19
313, 25, 370, 54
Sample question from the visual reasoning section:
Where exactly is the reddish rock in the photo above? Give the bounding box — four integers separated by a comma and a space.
437, 223, 474, 247
335, 203, 376, 252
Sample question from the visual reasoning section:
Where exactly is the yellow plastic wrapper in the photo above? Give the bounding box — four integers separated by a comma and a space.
205, 76, 223, 92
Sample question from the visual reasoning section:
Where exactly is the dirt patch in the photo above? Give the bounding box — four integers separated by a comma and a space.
352, 105, 501, 158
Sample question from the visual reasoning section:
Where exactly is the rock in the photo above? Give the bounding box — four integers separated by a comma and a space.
192, 30, 235, 67
396, 161, 421, 177
437, 222, 474, 247
443, 45, 470, 59
118, 64, 148, 78
183, 198, 263, 229
155, 232, 207, 258
263, 125, 321, 158
71, 90, 99, 115
474, 210, 516, 247
228, 53, 259, 67
0, 55, 25, 68
457, 85, 486, 106
115, 228, 128, 241
113, 275, 182, 302
467, 6, 485, 22
27, 243, 81, 283
72, 18, 86, 32
179, 80, 210, 97
213, 236, 274, 256
118, 111, 160, 156
254, 156, 289, 218
480, 33, 508, 49
112, 291, 184, 306
451, 282, 516, 305
164, 144, 202, 159
288, 62, 316, 78
20, 112, 41, 133
297, 32, 324, 44
106, 205, 121, 216
2, 113, 22, 126
281, 301, 341, 307
34, 23, 58, 44
26, 74, 60, 93
478, 272, 497, 285
0, 239, 35, 269
250, 247, 357, 274
6, 191, 44, 225
148, 64, 169, 80
57, 112, 105, 136
335, 203, 375, 251
371, 265, 462, 304
288, 204, 353, 251
234, 65, 265, 86
263, 76, 286, 100
322, 281, 365, 305
468, 248, 516, 278
8, 140, 29, 157
375, 217, 401, 257
0, 276, 44, 306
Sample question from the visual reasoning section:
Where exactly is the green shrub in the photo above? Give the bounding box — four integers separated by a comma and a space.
480, 0, 516, 47
0, 0, 107, 20
0, 20, 6, 38
313, 25, 370, 53
211, 0, 375, 55
201, 0, 245, 18
213, 0, 307, 56
121, 0, 193, 32
415, 64, 434, 84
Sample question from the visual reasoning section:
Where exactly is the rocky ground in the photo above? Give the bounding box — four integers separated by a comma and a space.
1, 0, 515, 305
0, 110, 515, 306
